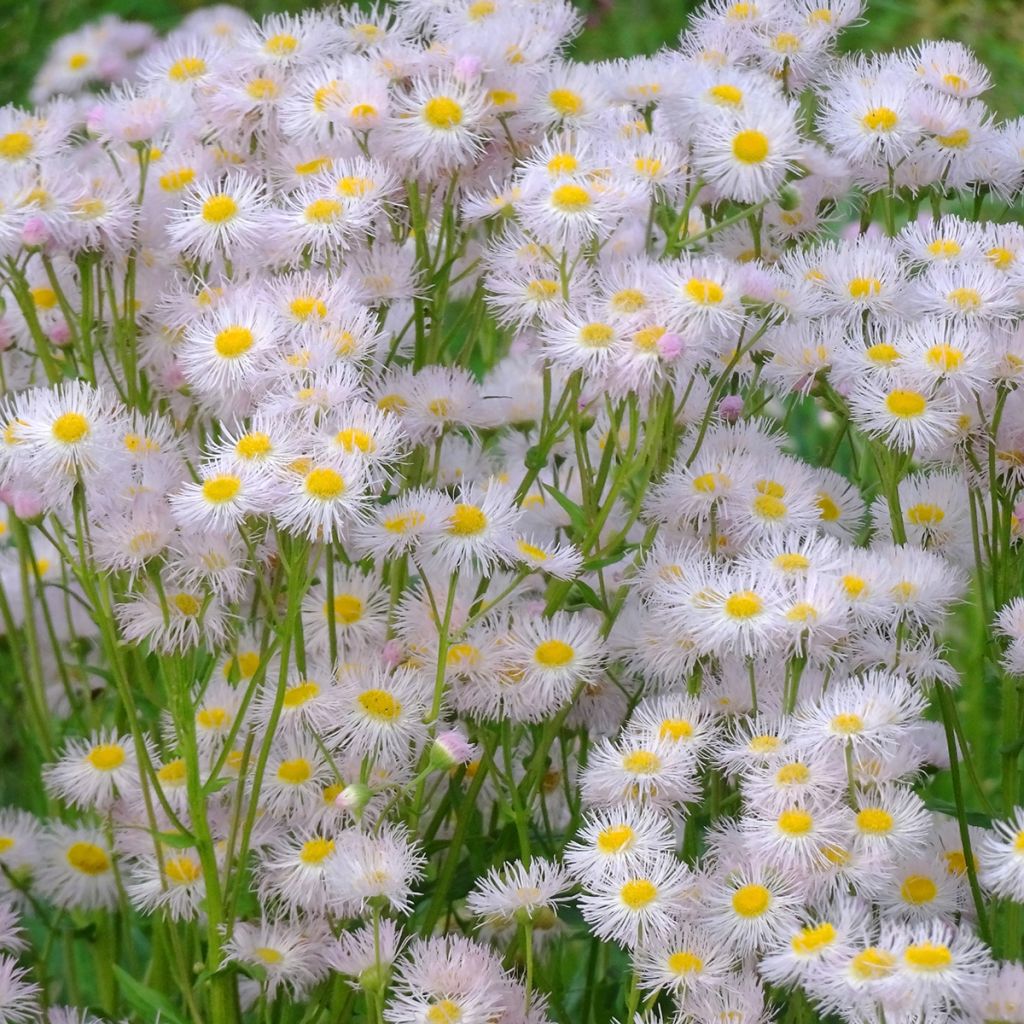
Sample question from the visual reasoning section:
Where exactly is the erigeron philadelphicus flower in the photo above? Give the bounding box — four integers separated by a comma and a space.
503, 610, 604, 708
817, 70, 921, 167
915, 40, 991, 98
580, 736, 699, 809
225, 920, 331, 1001
42, 730, 138, 811
270, 178, 374, 262
258, 830, 343, 916
911, 260, 1019, 322
742, 800, 848, 872
541, 306, 627, 375
520, 175, 634, 249
271, 454, 367, 542
350, 487, 448, 560
819, 238, 907, 321
326, 917, 402, 987
740, 747, 848, 814
124, 844, 206, 921
886, 920, 993, 1012
116, 583, 228, 654
169, 459, 269, 531
794, 671, 927, 759
167, 172, 268, 263
15, 381, 122, 483
897, 214, 983, 267
328, 824, 426, 915
849, 784, 932, 861
578, 855, 693, 949
529, 62, 609, 131
238, 11, 339, 68
301, 566, 388, 658
564, 804, 677, 888
634, 924, 734, 999
692, 97, 800, 203
35, 824, 118, 911
386, 74, 489, 175
385, 935, 512, 1024
0, 955, 40, 1024
510, 534, 583, 579
263, 739, 333, 819
426, 483, 523, 572
847, 375, 959, 453
250, 668, 337, 737
758, 894, 867, 988
624, 694, 720, 762
328, 665, 429, 763
871, 852, 964, 922
978, 806, 1024, 902
0, 810, 42, 884
705, 865, 802, 955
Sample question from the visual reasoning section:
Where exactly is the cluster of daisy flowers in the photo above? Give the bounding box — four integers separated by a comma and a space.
2, 0, 1024, 1022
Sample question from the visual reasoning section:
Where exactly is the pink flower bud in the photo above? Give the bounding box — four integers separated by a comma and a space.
12, 490, 44, 521
718, 395, 744, 422
380, 639, 404, 668
85, 106, 106, 135
429, 730, 475, 770
21, 217, 50, 249
454, 55, 484, 80
161, 363, 186, 390
656, 332, 684, 360
48, 320, 72, 347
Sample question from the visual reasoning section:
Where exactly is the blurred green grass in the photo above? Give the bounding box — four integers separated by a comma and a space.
4, 0, 1024, 113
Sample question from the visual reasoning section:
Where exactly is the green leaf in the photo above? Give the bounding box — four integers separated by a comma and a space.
112, 965, 188, 1024
923, 799, 992, 830
202, 774, 235, 797
155, 830, 197, 849
541, 483, 586, 535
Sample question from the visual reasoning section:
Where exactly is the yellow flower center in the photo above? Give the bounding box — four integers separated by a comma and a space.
165, 855, 202, 884
256, 946, 283, 965
0, 132, 33, 160
357, 688, 402, 721
732, 129, 770, 164
724, 590, 762, 619
900, 874, 938, 904
831, 712, 864, 734
327, 594, 363, 624
516, 539, 548, 561
551, 183, 592, 213
169, 56, 207, 82
201, 194, 238, 223
277, 758, 312, 784
816, 493, 840, 521
534, 640, 574, 667
774, 553, 810, 572
426, 1000, 462, 1024
856, 807, 894, 835
684, 278, 725, 305
904, 942, 952, 971
885, 389, 927, 419
305, 198, 343, 223
265, 32, 299, 56
792, 922, 837, 955
947, 287, 981, 310
848, 276, 883, 299
749, 735, 780, 753
667, 950, 704, 974
732, 883, 771, 917
305, 467, 345, 500
777, 809, 813, 836
622, 750, 661, 774
86, 743, 126, 771
157, 759, 187, 785
988, 246, 1015, 270
67, 841, 110, 875
851, 947, 896, 980
865, 342, 900, 364
447, 503, 487, 535
299, 836, 335, 865
196, 706, 229, 730
776, 761, 810, 785
709, 83, 743, 105
937, 128, 970, 149
283, 681, 320, 708
236, 432, 271, 459
596, 824, 634, 854
173, 593, 201, 617
160, 167, 196, 191
423, 96, 463, 130
862, 107, 899, 132
659, 718, 693, 741
620, 878, 657, 910
907, 502, 945, 527
335, 428, 375, 454
201, 474, 242, 504
52, 412, 90, 444
549, 88, 583, 117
